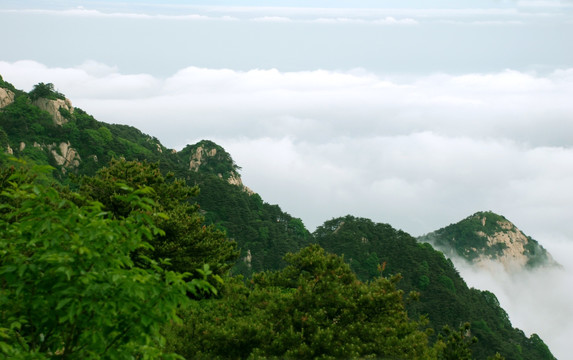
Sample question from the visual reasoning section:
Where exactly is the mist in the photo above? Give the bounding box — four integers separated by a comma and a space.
437, 237, 573, 359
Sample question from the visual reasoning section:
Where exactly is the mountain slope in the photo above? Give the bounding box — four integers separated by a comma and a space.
418, 211, 559, 270
0, 77, 311, 276
315, 215, 555, 360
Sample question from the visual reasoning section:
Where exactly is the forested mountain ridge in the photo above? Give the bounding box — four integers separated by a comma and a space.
0, 76, 311, 277
418, 211, 559, 270
0, 76, 556, 359
314, 215, 554, 360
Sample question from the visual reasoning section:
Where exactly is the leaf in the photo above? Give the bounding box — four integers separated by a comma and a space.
56, 298, 72, 311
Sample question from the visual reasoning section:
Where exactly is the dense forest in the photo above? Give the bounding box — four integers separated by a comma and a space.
0, 76, 556, 359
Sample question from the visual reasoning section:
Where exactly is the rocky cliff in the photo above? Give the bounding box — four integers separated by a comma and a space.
0, 87, 15, 109
32, 97, 74, 125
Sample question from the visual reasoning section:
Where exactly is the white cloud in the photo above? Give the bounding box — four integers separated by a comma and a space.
309, 16, 418, 25
0, 60, 159, 99
0, 7, 237, 21
1, 7, 418, 26
251, 16, 292, 23
2, 61, 572, 148
518, 0, 573, 8
3, 3, 564, 26
448, 244, 573, 360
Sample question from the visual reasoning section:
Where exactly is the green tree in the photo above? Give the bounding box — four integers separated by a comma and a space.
79, 159, 239, 276
28, 82, 65, 101
0, 163, 210, 359
165, 245, 435, 359
435, 323, 478, 360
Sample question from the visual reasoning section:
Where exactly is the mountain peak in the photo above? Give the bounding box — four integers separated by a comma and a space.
179, 140, 239, 176
178, 140, 253, 194
419, 211, 559, 270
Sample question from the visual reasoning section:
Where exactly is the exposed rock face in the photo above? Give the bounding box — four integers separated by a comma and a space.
0, 88, 15, 108
473, 217, 535, 270
227, 172, 254, 195
32, 97, 74, 125
243, 249, 252, 269
51, 141, 81, 170
189, 145, 217, 172
16, 141, 81, 173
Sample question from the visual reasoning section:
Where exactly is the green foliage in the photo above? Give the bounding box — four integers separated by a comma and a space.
439, 275, 456, 294
314, 215, 555, 360
85, 127, 112, 145
435, 323, 478, 360
28, 82, 65, 101
0, 127, 9, 148
419, 275, 431, 289
0, 96, 55, 144
165, 245, 434, 359
79, 159, 239, 276
0, 161, 209, 359
185, 171, 312, 277
0, 75, 19, 93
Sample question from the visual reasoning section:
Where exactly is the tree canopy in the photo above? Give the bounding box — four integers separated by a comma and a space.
28, 83, 65, 101
0, 160, 212, 359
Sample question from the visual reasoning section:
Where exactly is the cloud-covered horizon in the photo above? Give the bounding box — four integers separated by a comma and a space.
1, 56, 573, 360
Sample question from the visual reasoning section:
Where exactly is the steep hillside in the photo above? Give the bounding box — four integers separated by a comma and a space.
0, 77, 311, 276
418, 211, 559, 270
176, 141, 312, 275
315, 215, 555, 360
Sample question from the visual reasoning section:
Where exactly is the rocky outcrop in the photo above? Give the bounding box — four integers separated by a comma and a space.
189, 145, 217, 172
51, 141, 81, 170
32, 97, 74, 125
16, 141, 81, 173
226, 172, 254, 195
0, 88, 15, 108
243, 249, 252, 269
473, 218, 537, 270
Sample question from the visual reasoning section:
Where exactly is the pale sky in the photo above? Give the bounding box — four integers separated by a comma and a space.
1, 1, 573, 357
